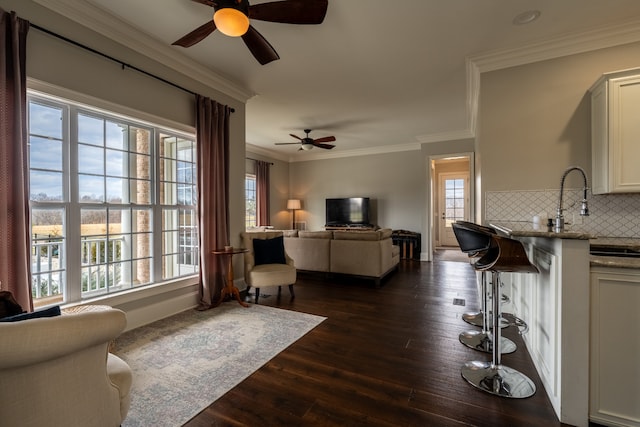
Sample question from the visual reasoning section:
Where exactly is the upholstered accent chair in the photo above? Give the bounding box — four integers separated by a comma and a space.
0, 305, 132, 427
241, 231, 297, 303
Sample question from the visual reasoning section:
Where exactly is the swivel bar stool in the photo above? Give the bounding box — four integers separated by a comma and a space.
452, 222, 516, 354
461, 234, 539, 398
453, 221, 508, 329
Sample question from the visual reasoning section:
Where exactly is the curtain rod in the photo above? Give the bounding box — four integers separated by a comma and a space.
30, 23, 235, 113
246, 157, 274, 165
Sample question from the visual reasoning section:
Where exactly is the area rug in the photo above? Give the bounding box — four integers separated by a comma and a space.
113, 304, 326, 427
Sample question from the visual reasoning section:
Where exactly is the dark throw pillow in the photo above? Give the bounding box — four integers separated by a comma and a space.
0, 290, 25, 319
253, 236, 286, 266
0, 305, 61, 322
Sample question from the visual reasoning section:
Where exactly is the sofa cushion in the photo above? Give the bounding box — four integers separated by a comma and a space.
0, 305, 61, 322
298, 231, 333, 239
333, 230, 381, 241
253, 236, 286, 265
282, 229, 298, 237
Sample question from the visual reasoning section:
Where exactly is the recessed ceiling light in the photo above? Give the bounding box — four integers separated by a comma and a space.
513, 10, 541, 25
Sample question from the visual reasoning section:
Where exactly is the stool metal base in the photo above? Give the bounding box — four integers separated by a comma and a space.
459, 330, 516, 354
461, 360, 536, 399
462, 311, 509, 328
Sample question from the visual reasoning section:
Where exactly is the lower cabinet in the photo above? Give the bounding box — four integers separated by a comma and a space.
590, 267, 640, 427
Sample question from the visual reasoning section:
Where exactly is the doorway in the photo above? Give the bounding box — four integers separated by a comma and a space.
432, 156, 472, 249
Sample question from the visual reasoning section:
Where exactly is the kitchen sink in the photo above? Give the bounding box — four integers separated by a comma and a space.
590, 246, 640, 257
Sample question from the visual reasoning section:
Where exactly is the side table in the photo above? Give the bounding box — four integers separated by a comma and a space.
212, 247, 249, 308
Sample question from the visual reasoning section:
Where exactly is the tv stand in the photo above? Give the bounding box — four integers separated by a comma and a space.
325, 224, 378, 231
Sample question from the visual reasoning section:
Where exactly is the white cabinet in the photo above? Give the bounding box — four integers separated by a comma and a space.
590, 267, 640, 427
510, 236, 590, 427
591, 69, 640, 194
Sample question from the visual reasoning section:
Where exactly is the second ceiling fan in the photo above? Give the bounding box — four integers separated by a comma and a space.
276, 129, 336, 150
172, 0, 328, 65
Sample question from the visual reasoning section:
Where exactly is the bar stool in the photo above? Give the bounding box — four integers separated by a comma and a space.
452, 222, 515, 354
461, 234, 538, 398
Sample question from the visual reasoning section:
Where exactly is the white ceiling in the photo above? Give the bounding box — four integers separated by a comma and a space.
35, 0, 640, 161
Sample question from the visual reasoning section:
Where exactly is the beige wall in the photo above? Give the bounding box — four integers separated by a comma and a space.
478, 41, 640, 221
289, 151, 425, 234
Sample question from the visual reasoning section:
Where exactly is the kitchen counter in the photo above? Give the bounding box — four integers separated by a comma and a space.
489, 221, 592, 239
489, 222, 640, 269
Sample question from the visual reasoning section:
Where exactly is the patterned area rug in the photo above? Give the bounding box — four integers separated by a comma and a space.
113, 303, 326, 427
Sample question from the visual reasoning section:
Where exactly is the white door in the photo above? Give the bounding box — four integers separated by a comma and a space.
439, 172, 469, 247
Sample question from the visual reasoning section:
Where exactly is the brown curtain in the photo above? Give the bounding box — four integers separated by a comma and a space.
255, 160, 270, 226
0, 9, 32, 311
195, 95, 231, 310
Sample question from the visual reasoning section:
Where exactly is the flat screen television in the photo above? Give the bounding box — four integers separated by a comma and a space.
325, 197, 371, 226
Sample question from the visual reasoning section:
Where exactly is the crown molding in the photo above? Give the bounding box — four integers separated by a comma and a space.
287, 142, 421, 163
32, 0, 253, 103
416, 128, 475, 144
246, 143, 290, 163
469, 18, 640, 73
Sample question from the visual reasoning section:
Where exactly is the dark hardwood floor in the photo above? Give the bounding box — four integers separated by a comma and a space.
184, 252, 573, 427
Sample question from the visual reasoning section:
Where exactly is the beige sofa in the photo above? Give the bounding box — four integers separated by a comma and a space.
283, 229, 400, 286
0, 306, 132, 427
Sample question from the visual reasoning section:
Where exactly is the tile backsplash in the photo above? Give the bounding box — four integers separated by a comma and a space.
485, 189, 640, 238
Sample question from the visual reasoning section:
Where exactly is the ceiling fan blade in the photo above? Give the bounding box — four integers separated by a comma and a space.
172, 21, 217, 47
313, 136, 336, 143
289, 134, 302, 140
241, 25, 280, 65
313, 142, 335, 149
190, 0, 217, 7
275, 142, 301, 145
249, 0, 328, 24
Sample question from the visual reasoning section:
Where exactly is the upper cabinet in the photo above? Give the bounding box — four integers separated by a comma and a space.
591, 68, 640, 194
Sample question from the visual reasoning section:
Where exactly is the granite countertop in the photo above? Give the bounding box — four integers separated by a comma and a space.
589, 237, 640, 269
488, 222, 640, 269
488, 221, 592, 240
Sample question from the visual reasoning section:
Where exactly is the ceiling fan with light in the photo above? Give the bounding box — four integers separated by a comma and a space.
276, 129, 336, 150
172, 0, 328, 65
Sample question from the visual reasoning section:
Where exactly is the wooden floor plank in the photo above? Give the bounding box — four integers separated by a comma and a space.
184, 253, 575, 426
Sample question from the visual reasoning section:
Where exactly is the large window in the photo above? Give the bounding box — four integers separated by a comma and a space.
245, 174, 257, 228
28, 93, 198, 306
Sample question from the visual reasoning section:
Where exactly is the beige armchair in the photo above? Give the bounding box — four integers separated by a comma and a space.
241, 231, 297, 303
0, 305, 132, 427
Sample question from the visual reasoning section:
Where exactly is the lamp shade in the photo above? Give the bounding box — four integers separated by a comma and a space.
213, 8, 250, 37
287, 199, 301, 210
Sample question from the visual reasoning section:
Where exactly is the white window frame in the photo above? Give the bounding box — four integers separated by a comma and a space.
28, 84, 199, 307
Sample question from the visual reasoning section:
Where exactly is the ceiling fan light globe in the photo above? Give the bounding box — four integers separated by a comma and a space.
301, 143, 313, 150
214, 8, 249, 37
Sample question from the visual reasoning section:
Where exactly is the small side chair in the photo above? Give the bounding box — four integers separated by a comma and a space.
240, 231, 297, 303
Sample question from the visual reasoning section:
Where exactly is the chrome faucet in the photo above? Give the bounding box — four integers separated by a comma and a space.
555, 166, 589, 232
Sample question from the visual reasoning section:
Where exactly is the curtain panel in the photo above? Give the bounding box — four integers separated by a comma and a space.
0, 9, 32, 311
195, 95, 231, 309
255, 160, 270, 226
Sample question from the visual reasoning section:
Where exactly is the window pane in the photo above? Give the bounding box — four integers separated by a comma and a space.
106, 121, 127, 149
79, 174, 105, 202
106, 177, 125, 203
131, 179, 152, 204
78, 114, 104, 146
106, 149, 126, 177
30, 136, 63, 171
78, 144, 104, 174
130, 127, 151, 154
132, 153, 150, 180
31, 208, 65, 303
30, 170, 63, 202
29, 102, 63, 139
